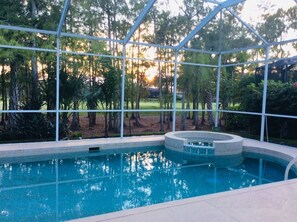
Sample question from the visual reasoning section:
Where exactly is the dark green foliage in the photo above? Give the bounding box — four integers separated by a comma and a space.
59, 68, 86, 135
224, 106, 243, 131
100, 57, 120, 106
85, 82, 101, 110
225, 80, 297, 139
0, 102, 55, 142
59, 69, 86, 110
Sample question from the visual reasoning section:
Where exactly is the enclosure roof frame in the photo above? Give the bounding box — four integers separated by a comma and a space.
0, 0, 295, 55
57, 0, 71, 37
175, 0, 246, 52
123, 0, 157, 45
226, 8, 269, 45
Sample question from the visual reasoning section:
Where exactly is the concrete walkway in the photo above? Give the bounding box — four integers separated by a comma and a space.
70, 178, 297, 222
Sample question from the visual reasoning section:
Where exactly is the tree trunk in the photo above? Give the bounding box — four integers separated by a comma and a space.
113, 100, 119, 133
88, 51, 97, 127
181, 87, 186, 130
158, 51, 164, 132
167, 102, 170, 130
194, 98, 199, 130
186, 101, 190, 119
134, 86, 141, 127
125, 98, 129, 118
107, 7, 112, 53
192, 97, 196, 123
30, 0, 39, 108
222, 98, 228, 125
88, 112, 96, 127
104, 111, 108, 137
134, 28, 141, 127
31, 54, 39, 106
201, 100, 206, 125
1, 65, 7, 125
70, 112, 80, 131
70, 98, 80, 131
108, 103, 113, 131
7, 63, 19, 129
110, 89, 120, 134
207, 89, 214, 126
130, 45, 136, 120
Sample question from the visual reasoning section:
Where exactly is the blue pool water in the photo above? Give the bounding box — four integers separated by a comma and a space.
0, 147, 295, 221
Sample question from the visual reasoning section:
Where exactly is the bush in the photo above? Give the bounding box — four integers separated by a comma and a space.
0, 102, 56, 142
0, 113, 55, 142
225, 80, 297, 139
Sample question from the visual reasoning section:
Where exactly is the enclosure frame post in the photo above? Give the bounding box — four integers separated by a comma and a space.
215, 11, 223, 128
55, 39, 60, 142
55, 0, 71, 142
172, 51, 179, 132
260, 46, 270, 142
120, 46, 126, 138
215, 53, 222, 128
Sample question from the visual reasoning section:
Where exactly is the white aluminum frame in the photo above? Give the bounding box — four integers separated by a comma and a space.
0, 0, 296, 142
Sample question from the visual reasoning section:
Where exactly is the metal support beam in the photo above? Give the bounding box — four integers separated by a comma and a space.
226, 9, 268, 45
172, 51, 179, 132
123, 0, 156, 44
120, 0, 163, 136
183, 47, 219, 55
55, 0, 71, 141
55, 38, 61, 142
215, 11, 223, 128
175, 0, 245, 51
204, 0, 220, 4
260, 46, 270, 142
221, 37, 297, 55
57, 0, 71, 37
0, 25, 56, 35
61, 32, 123, 43
221, 45, 265, 55
120, 46, 127, 138
215, 54, 222, 127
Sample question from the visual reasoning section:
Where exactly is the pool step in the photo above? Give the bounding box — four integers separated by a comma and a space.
183, 144, 215, 156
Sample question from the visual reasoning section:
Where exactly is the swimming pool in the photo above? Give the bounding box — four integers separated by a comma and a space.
0, 146, 295, 221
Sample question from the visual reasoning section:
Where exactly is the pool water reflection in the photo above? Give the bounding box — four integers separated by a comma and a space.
0, 147, 295, 221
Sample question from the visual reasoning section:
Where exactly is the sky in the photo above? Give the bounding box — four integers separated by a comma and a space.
240, 0, 297, 54
166, 0, 296, 28
145, 0, 297, 81
240, 0, 296, 25
166, 0, 297, 51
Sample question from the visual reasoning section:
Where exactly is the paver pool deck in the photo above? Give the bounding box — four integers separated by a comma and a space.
1, 135, 297, 222
70, 178, 297, 222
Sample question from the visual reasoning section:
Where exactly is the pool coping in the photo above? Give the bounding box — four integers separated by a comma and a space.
0, 135, 165, 158
1, 135, 297, 221
67, 178, 297, 222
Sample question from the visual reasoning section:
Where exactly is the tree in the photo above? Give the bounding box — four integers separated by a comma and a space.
257, 8, 287, 57
59, 66, 85, 135
99, 56, 121, 137
286, 6, 297, 52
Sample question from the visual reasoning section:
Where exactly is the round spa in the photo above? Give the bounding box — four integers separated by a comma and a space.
164, 131, 243, 156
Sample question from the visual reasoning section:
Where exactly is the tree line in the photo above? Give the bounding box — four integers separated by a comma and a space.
0, 0, 296, 142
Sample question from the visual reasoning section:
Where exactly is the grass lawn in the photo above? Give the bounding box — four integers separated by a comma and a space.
0, 98, 217, 111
